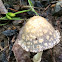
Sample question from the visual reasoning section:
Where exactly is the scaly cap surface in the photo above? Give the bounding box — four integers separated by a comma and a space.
17, 16, 60, 52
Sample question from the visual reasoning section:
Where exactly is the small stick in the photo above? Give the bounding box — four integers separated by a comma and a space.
21, 5, 44, 10
44, 4, 51, 11
8, 8, 18, 12
0, 46, 9, 52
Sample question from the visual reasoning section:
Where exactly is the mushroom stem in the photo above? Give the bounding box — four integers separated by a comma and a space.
33, 51, 43, 62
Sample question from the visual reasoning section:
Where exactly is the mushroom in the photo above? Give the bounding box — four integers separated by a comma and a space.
14, 16, 60, 62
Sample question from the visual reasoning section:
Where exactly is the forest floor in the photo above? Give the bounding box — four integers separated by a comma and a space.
0, 0, 62, 62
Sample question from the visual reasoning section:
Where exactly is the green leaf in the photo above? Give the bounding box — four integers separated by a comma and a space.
7, 12, 16, 17
12, 18, 24, 20
14, 9, 31, 15
28, 0, 39, 16
6, 14, 12, 20
0, 17, 7, 20
28, 0, 33, 6
0, 21, 9, 26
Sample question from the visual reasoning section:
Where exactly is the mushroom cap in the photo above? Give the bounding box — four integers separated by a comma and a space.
17, 16, 60, 52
